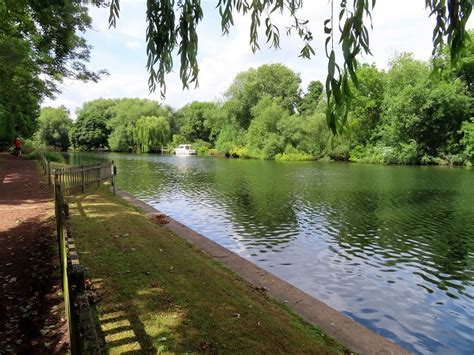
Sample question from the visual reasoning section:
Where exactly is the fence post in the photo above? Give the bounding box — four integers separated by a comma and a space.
97, 164, 101, 188
47, 160, 51, 186
81, 165, 85, 193
111, 161, 116, 196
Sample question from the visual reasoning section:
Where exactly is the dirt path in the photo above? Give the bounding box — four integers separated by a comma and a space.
0, 154, 68, 354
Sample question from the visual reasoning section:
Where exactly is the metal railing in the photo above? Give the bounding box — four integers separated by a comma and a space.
54, 188, 100, 354
39, 154, 117, 354
53, 161, 116, 195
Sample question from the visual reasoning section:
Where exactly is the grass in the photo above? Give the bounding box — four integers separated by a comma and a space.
68, 189, 348, 354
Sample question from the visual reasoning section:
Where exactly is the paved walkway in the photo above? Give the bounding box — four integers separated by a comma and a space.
0, 154, 67, 353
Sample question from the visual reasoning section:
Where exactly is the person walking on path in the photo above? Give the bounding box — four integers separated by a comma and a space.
14, 137, 22, 157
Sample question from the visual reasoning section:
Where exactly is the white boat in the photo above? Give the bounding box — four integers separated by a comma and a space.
174, 144, 197, 155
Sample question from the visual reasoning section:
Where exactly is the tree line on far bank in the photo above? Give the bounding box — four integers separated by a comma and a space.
34, 47, 474, 166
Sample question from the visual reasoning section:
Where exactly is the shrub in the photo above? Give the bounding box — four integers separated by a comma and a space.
397, 140, 421, 164
275, 145, 313, 161
192, 139, 212, 156
460, 118, 474, 163
26, 146, 66, 163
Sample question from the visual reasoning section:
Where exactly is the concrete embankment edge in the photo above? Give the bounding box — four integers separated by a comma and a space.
116, 188, 409, 355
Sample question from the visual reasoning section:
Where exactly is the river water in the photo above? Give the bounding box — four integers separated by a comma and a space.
65, 152, 474, 354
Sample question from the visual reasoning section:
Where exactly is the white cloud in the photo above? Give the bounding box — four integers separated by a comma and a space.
125, 40, 141, 50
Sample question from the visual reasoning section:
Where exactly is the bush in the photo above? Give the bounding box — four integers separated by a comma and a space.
348, 144, 365, 162
329, 143, 350, 161
275, 145, 313, 161
192, 139, 212, 156
261, 133, 285, 160
208, 149, 222, 156
26, 148, 65, 163
460, 118, 474, 163
229, 146, 253, 159
397, 140, 420, 164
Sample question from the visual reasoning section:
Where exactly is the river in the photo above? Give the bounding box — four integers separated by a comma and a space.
64, 152, 474, 354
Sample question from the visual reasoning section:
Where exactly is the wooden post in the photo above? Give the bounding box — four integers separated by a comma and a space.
97, 164, 101, 188
111, 161, 116, 196
53, 171, 63, 273
47, 160, 51, 186
81, 165, 85, 193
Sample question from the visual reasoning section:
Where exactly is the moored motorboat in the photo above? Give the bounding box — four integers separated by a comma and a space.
174, 144, 197, 155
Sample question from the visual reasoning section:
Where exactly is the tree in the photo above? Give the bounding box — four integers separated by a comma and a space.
0, 0, 105, 144
460, 118, 474, 163
278, 113, 332, 158
36, 106, 73, 150
246, 97, 288, 159
382, 54, 471, 159
348, 64, 386, 147
215, 123, 247, 155
133, 116, 170, 153
70, 99, 117, 150
176, 102, 221, 143
224, 64, 301, 129
298, 81, 324, 116
448, 29, 474, 93
108, 99, 172, 151
346, 54, 472, 164
102, 0, 471, 133
0, 35, 43, 144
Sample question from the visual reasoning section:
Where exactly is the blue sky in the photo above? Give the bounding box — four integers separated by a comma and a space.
43, 0, 473, 117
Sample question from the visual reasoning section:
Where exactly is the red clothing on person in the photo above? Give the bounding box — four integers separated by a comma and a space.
15, 139, 21, 148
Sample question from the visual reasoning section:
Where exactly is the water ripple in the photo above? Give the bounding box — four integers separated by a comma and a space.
65, 153, 474, 355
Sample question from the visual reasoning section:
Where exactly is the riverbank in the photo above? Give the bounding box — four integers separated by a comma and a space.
67, 188, 349, 353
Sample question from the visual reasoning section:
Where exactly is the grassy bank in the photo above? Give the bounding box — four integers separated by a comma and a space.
68, 189, 347, 354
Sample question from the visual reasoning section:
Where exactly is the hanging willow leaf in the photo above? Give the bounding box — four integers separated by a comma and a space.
99, 0, 471, 133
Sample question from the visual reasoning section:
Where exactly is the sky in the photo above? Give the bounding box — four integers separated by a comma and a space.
43, 0, 472, 117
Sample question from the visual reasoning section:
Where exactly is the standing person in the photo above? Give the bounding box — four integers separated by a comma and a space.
14, 137, 22, 157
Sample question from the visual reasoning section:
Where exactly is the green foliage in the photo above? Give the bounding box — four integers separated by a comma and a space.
380, 54, 471, 159
170, 133, 187, 148
224, 64, 301, 129
35, 106, 73, 150
108, 99, 172, 151
457, 45, 474, 93
133, 116, 170, 153
18, 138, 37, 155
278, 113, 332, 159
70, 99, 116, 150
460, 118, 474, 163
298, 81, 323, 116
105, 0, 471, 134
0, 0, 104, 143
246, 97, 288, 158
349, 53, 472, 165
215, 123, 247, 155
0, 35, 42, 142
192, 139, 212, 156
275, 145, 313, 161
348, 64, 385, 146
46, 51, 473, 165
26, 149, 65, 164
176, 102, 221, 142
